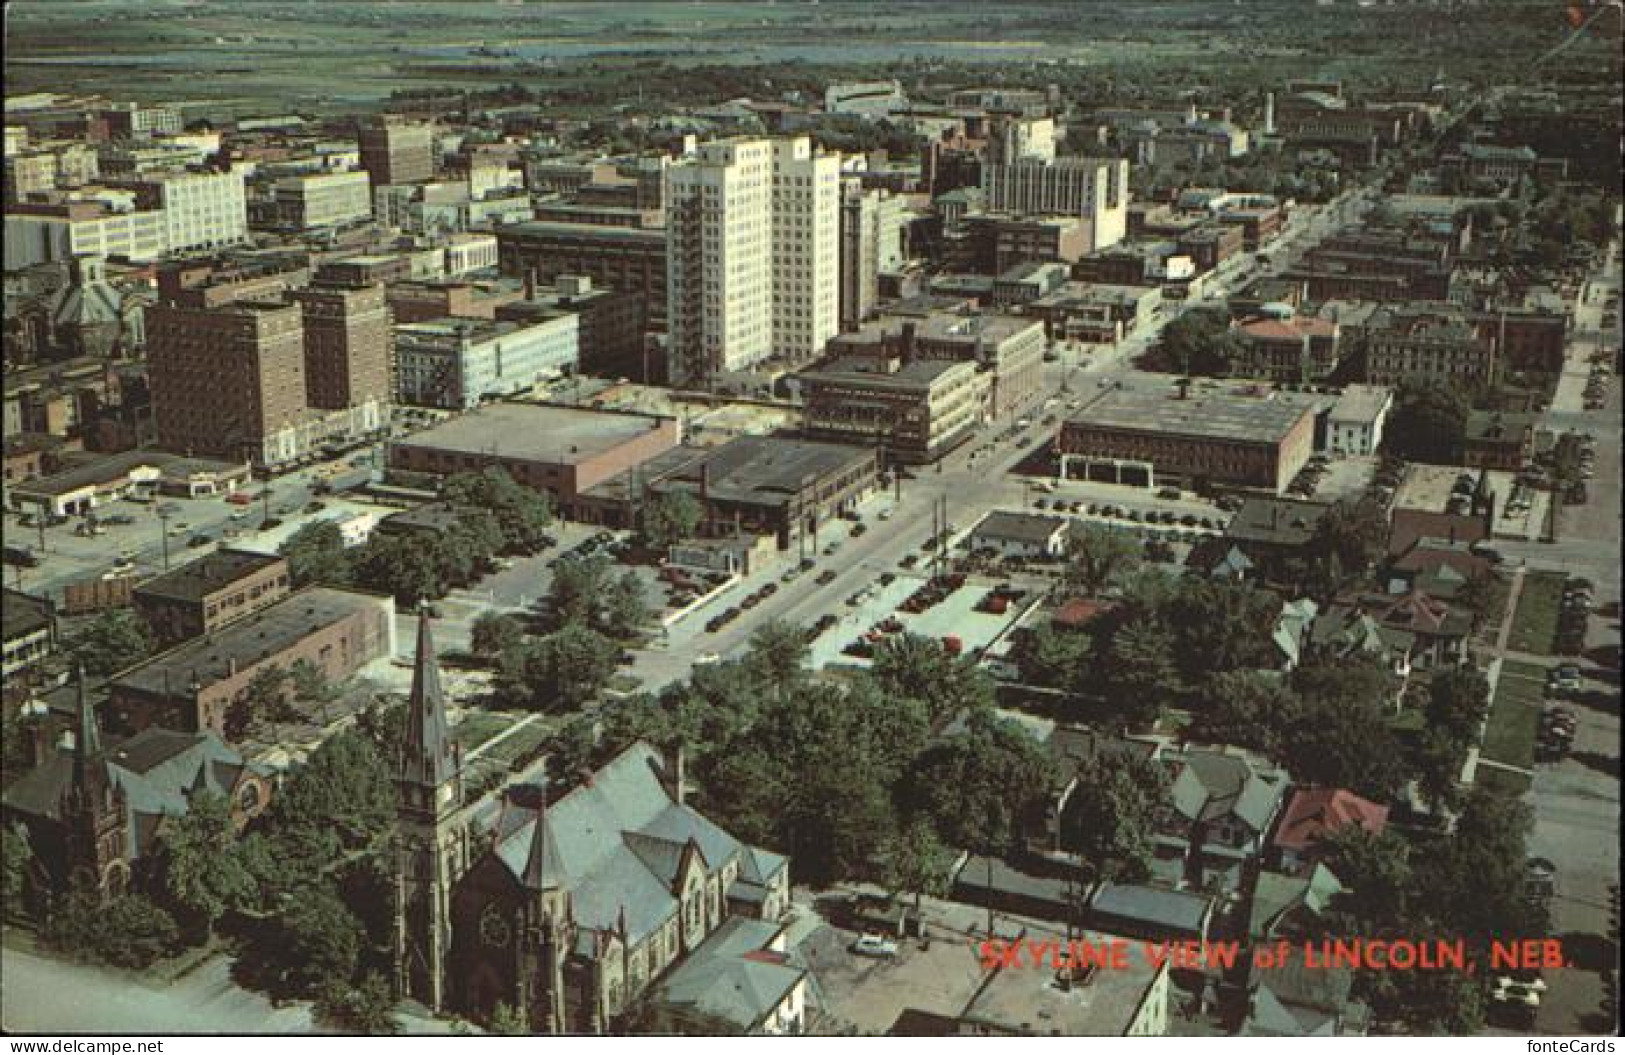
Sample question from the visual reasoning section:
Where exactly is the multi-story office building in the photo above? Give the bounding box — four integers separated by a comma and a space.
137, 167, 250, 256
981, 156, 1129, 252
100, 103, 183, 138
358, 115, 435, 188
665, 138, 774, 384
986, 115, 1058, 168
497, 221, 668, 330
665, 137, 840, 386
268, 169, 372, 231
147, 299, 309, 466
1362, 307, 1499, 389
394, 314, 579, 410
771, 138, 841, 364
799, 352, 986, 463
828, 311, 1047, 419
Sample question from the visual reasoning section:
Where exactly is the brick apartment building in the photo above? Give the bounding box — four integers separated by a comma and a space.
107, 586, 396, 739
291, 277, 393, 413
132, 549, 292, 646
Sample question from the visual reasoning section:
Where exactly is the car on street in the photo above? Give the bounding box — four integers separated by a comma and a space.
849, 935, 899, 958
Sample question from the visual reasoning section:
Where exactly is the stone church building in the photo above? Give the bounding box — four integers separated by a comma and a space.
391, 606, 792, 1033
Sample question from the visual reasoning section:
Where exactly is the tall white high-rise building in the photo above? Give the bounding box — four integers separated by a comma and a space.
770, 137, 841, 364
666, 136, 839, 386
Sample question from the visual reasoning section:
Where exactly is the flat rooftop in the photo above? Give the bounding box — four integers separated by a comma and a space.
802, 354, 968, 389
133, 549, 285, 604
1067, 388, 1314, 445
1328, 384, 1392, 424
392, 401, 673, 465
959, 926, 1163, 1036
500, 220, 667, 244
110, 586, 387, 698
11, 449, 243, 498
655, 435, 874, 508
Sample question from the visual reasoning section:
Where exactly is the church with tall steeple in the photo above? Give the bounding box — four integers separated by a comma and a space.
387, 605, 794, 1032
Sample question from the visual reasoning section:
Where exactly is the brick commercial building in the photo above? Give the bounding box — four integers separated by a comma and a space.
387, 402, 681, 519
1232, 312, 1343, 384
107, 586, 396, 739
799, 352, 985, 463
1058, 387, 1316, 494
1462, 410, 1535, 471
497, 221, 669, 330
147, 299, 307, 465
358, 115, 435, 188
827, 312, 1046, 419
1362, 307, 1499, 389
132, 549, 292, 647
646, 435, 881, 551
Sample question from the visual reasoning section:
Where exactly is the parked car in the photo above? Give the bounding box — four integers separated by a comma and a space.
849, 935, 899, 958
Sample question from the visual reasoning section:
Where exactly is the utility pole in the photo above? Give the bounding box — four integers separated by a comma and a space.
157, 508, 172, 572
261, 485, 273, 526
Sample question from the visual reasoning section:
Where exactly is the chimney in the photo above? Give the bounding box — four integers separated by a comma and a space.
525, 267, 537, 301
900, 321, 917, 365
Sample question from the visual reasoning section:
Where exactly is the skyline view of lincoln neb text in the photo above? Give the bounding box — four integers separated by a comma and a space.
0, 0, 1620, 1041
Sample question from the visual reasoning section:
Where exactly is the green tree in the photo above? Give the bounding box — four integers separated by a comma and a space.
871, 633, 993, 722
1098, 617, 1179, 729
1013, 622, 1093, 692
289, 658, 338, 709
640, 491, 703, 552
499, 624, 620, 711
2, 822, 32, 913
279, 521, 353, 588
47, 891, 180, 969
905, 710, 1056, 859
746, 620, 809, 694
444, 468, 553, 553
603, 570, 650, 640
548, 555, 611, 630
1280, 673, 1410, 802
1061, 524, 1142, 597
470, 612, 525, 659
1424, 665, 1491, 750
270, 730, 393, 851
1188, 669, 1303, 757
316, 972, 398, 1034
1456, 572, 1508, 631
1164, 578, 1281, 682
225, 664, 301, 742
1158, 309, 1240, 377
150, 792, 255, 939
70, 610, 154, 677
879, 818, 954, 922
1056, 752, 1170, 884
1320, 825, 1413, 935
1412, 788, 1545, 946
1384, 381, 1469, 464
1309, 498, 1390, 574
244, 883, 363, 998
488, 1002, 529, 1034
354, 533, 449, 602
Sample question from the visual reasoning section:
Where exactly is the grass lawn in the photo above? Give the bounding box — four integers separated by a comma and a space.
451, 711, 513, 752
1481, 662, 1547, 770
1475, 766, 1533, 798
1507, 571, 1567, 654
480, 718, 554, 768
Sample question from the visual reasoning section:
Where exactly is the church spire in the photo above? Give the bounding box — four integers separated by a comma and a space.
521, 764, 565, 891
72, 664, 101, 787
400, 602, 456, 792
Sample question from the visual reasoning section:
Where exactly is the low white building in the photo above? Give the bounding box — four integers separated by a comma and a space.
443, 232, 499, 276
1326, 384, 1393, 455
969, 511, 1070, 559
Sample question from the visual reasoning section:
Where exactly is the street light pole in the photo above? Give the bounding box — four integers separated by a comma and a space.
157, 509, 171, 571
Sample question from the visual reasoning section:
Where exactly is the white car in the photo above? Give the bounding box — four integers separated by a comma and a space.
850, 935, 899, 958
